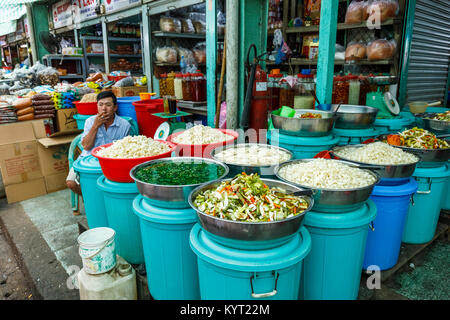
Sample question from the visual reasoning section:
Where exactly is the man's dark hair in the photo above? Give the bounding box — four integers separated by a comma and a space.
97, 90, 117, 105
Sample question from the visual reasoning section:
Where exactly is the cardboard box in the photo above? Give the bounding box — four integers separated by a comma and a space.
55, 108, 79, 133
0, 122, 42, 186
31, 118, 55, 139
44, 171, 69, 193
112, 86, 148, 97
5, 178, 47, 203
37, 141, 70, 177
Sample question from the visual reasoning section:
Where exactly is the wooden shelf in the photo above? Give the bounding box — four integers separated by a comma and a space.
152, 31, 224, 40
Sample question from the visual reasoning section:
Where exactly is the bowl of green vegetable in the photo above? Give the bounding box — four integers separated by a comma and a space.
130, 157, 229, 209
188, 173, 314, 241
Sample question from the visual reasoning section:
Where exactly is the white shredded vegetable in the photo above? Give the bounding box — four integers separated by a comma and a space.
172, 125, 234, 145
96, 135, 171, 158
214, 145, 291, 166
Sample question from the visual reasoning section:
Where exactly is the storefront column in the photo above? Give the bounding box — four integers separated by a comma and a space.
315, 0, 339, 105
101, 18, 110, 74
206, 0, 218, 127
141, 4, 153, 92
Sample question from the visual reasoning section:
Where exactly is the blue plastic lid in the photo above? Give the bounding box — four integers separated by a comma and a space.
301, 69, 311, 75
96, 175, 138, 194
372, 178, 418, 197
132, 195, 197, 225
374, 116, 414, 128
333, 127, 380, 137
73, 155, 102, 174
304, 200, 377, 229
189, 224, 311, 272
413, 163, 450, 178
268, 130, 340, 146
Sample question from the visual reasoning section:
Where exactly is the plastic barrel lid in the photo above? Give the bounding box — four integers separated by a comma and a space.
73, 155, 102, 174
97, 175, 138, 194
333, 127, 380, 137
189, 224, 311, 272
132, 195, 197, 225
413, 163, 450, 178
268, 130, 340, 146
304, 200, 377, 229
372, 178, 418, 197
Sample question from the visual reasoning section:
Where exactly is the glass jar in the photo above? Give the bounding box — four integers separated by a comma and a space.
174, 73, 184, 100
279, 80, 295, 108
182, 73, 192, 101
359, 75, 371, 105
332, 75, 349, 104
348, 74, 360, 105
194, 73, 207, 102
294, 73, 315, 109
159, 73, 168, 97
166, 71, 175, 96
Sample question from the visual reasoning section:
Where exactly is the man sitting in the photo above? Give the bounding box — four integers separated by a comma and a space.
66, 91, 131, 195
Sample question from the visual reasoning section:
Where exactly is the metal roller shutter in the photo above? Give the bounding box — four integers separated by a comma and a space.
406, 0, 450, 104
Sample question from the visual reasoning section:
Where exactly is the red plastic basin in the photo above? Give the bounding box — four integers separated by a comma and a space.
167, 129, 239, 158
132, 99, 166, 138
91, 140, 176, 182
74, 101, 98, 115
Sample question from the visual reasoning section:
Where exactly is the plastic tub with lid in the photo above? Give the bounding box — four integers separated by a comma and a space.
332, 127, 381, 145
97, 176, 144, 265
73, 155, 108, 228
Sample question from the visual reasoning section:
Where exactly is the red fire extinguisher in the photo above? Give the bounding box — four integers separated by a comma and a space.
240, 44, 269, 142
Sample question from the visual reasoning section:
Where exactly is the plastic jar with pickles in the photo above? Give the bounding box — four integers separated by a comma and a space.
159, 73, 168, 96
332, 75, 349, 104
191, 73, 206, 102
182, 73, 192, 101
279, 79, 295, 108
166, 71, 176, 96
294, 72, 315, 109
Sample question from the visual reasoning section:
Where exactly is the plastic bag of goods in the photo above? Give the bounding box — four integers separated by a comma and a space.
159, 15, 181, 33
156, 47, 178, 64
180, 18, 195, 34
367, 0, 399, 23
189, 13, 206, 34
367, 39, 397, 60
38, 66, 59, 86
176, 47, 195, 64
345, 41, 367, 61
345, 0, 370, 24
193, 42, 206, 64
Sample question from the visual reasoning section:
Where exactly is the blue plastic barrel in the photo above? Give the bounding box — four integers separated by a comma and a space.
190, 224, 311, 300
363, 179, 418, 270
332, 127, 381, 145
373, 116, 414, 135
299, 200, 377, 300
132, 195, 199, 300
267, 130, 340, 159
402, 164, 450, 244
97, 176, 144, 265
73, 155, 108, 228
117, 96, 140, 122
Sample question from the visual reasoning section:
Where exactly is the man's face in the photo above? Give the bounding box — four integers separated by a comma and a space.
97, 97, 117, 117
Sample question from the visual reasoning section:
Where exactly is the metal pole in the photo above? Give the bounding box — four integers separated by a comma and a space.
226, 0, 238, 129
101, 18, 110, 74
206, 0, 217, 127
315, 0, 339, 105
141, 5, 153, 92
74, 28, 79, 47
25, 4, 38, 65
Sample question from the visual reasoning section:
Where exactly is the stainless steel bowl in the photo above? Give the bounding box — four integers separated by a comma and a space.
210, 143, 293, 178
274, 158, 380, 212
270, 109, 336, 137
188, 178, 314, 241
419, 115, 450, 134
331, 104, 379, 129
330, 144, 420, 179
130, 157, 229, 208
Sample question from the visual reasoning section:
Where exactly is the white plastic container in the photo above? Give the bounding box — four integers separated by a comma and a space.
78, 227, 116, 275
78, 255, 137, 300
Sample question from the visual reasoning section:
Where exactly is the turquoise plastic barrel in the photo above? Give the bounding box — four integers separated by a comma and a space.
132, 195, 199, 300
267, 130, 340, 159
402, 164, 450, 244
73, 155, 108, 228
300, 200, 377, 300
73, 113, 91, 130
97, 176, 144, 265
363, 179, 418, 270
373, 116, 414, 135
332, 127, 381, 145
190, 224, 311, 300
443, 177, 450, 210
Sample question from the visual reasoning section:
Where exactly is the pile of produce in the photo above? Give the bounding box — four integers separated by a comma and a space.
387, 127, 449, 149
214, 145, 291, 166
334, 142, 418, 165
96, 135, 171, 158
278, 159, 377, 190
296, 112, 322, 119
425, 110, 450, 122
172, 125, 234, 145
193, 173, 309, 222
32, 94, 55, 119
134, 160, 226, 186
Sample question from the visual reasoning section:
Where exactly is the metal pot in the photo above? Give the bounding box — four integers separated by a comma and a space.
270, 109, 336, 137
330, 104, 379, 129
188, 178, 314, 241
130, 157, 229, 208
274, 158, 380, 212
330, 144, 420, 179
210, 143, 293, 178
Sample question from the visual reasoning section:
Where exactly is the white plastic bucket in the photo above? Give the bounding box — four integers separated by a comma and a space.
78, 227, 117, 275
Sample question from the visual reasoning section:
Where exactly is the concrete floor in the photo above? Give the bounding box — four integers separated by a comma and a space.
0, 188, 448, 300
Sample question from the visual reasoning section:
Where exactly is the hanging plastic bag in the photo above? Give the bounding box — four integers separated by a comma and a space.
193, 42, 206, 64
159, 15, 182, 33
156, 47, 178, 63
345, 41, 367, 61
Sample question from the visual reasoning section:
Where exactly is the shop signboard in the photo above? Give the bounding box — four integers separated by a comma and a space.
104, 0, 141, 14
0, 36, 6, 47
24, 18, 29, 37
52, 0, 73, 29
15, 20, 24, 41
72, 0, 98, 23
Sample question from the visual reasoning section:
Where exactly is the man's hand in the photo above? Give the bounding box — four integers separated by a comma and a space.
93, 112, 111, 129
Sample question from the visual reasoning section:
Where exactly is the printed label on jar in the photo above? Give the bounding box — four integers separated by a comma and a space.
256, 82, 267, 92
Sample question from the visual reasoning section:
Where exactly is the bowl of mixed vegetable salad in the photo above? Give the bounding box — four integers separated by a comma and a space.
419, 110, 450, 134
383, 127, 450, 163
130, 157, 229, 208
189, 173, 314, 241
